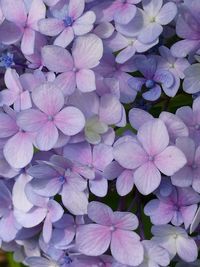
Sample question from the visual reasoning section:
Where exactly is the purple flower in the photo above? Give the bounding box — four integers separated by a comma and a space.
0, 181, 21, 242
17, 83, 85, 151
171, 0, 200, 58
42, 34, 103, 94
114, 119, 186, 194
152, 224, 198, 262
39, 0, 96, 48
145, 186, 200, 228
27, 155, 88, 215
176, 96, 200, 145
1, 0, 46, 55
64, 141, 113, 197
76, 201, 144, 266
129, 56, 176, 100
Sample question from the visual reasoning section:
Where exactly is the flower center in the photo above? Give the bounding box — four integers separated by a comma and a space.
59, 176, 65, 183
148, 155, 154, 161
48, 115, 54, 121
145, 79, 155, 89
0, 53, 14, 68
63, 16, 73, 27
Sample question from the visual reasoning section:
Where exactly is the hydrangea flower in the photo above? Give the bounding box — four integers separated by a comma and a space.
39, 0, 96, 48
152, 225, 198, 262
1, 0, 46, 55
42, 34, 103, 94
114, 119, 186, 194
17, 83, 85, 151
76, 201, 144, 266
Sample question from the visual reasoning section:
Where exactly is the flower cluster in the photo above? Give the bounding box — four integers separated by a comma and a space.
0, 0, 199, 266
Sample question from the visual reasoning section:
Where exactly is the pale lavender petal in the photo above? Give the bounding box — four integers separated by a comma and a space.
68, 0, 85, 19
32, 83, 64, 115
137, 119, 169, 156
87, 201, 113, 225
76, 224, 111, 256
73, 11, 96, 35
134, 162, 161, 195
54, 107, 85, 136
39, 18, 65, 36
111, 229, 143, 266
73, 34, 103, 69
76, 69, 96, 92
116, 170, 134, 196
4, 132, 33, 168
129, 108, 153, 130
154, 146, 187, 176
156, 2, 177, 25
114, 140, 148, 169
42, 45, 74, 72
54, 27, 74, 48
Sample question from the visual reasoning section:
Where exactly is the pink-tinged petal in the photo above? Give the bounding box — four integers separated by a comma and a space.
68, 0, 85, 19
35, 122, 58, 151
93, 143, 113, 171
154, 146, 187, 176
54, 27, 74, 48
14, 207, 47, 228
76, 224, 111, 256
4, 68, 22, 92
99, 94, 122, 125
39, 18, 65, 36
73, 11, 96, 36
129, 108, 153, 130
138, 23, 162, 44
1, 0, 27, 25
72, 34, 103, 69
88, 201, 113, 225
0, 212, 21, 242
32, 83, 64, 115
137, 119, 169, 156
89, 177, 108, 197
176, 236, 198, 263
54, 106, 85, 136
112, 212, 138, 230
26, 257, 55, 267
19, 91, 32, 111
61, 186, 88, 215
17, 109, 47, 132
114, 3, 136, 25
53, 72, 76, 96
0, 90, 18, 108
27, 0, 46, 31
76, 69, 96, 92
156, 2, 177, 25
42, 45, 73, 72
134, 162, 161, 195
4, 132, 33, 169
190, 207, 200, 234
114, 140, 148, 169
0, 113, 18, 138
21, 28, 35, 55
12, 173, 33, 213
111, 229, 143, 266
144, 200, 174, 225
43, 215, 52, 243
116, 170, 134, 196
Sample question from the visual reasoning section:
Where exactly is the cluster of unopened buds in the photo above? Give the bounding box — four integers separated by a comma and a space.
0, 0, 199, 266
